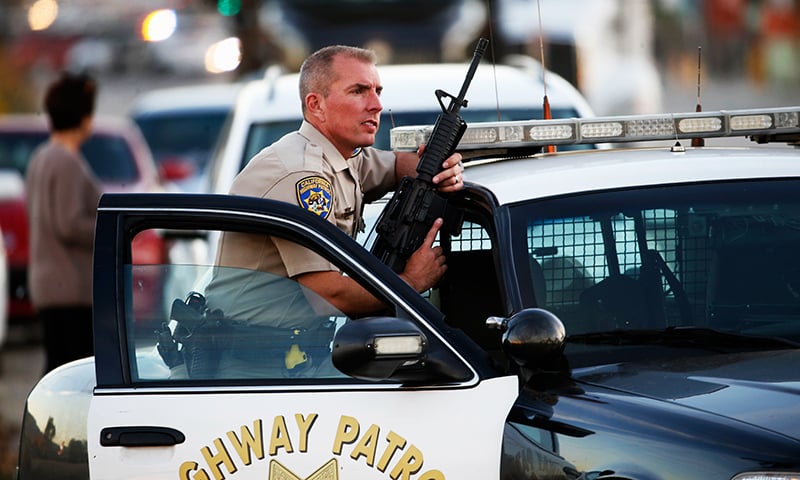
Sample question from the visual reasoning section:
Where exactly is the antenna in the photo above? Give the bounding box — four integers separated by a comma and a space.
692, 46, 704, 147
695, 46, 702, 110
670, 113, 685, 152
483, 0, 502, 121
537, 0, 555, 153
537, 0, 548, 103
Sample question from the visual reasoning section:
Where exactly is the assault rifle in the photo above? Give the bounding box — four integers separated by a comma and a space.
371, 38, 489, 273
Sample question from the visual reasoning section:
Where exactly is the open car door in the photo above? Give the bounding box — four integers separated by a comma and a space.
86, 193, 517, 480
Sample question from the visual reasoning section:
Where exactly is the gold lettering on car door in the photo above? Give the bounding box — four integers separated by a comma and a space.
269, 458, 337, 480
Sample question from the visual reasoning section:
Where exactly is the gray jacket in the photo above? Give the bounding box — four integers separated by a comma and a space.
25, 141, 102, 309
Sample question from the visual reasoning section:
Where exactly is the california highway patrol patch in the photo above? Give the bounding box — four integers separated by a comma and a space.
296, 176, 333, 219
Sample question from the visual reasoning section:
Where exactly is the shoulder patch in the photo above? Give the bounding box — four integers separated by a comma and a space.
296, 176, 333, 219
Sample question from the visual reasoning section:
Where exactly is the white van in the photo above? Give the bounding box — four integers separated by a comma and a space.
129, 82, 242, 193
207, 59, 595, 195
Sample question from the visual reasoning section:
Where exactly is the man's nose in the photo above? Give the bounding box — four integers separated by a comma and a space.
368, 90, 382, 112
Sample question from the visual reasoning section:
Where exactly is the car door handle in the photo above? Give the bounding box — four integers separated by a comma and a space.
100, 426, 186, 447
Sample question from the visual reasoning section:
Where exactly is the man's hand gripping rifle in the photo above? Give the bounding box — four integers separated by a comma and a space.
371, 38, 489, 273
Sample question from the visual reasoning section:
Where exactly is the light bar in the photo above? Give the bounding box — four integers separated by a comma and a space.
390, 106, 800, 151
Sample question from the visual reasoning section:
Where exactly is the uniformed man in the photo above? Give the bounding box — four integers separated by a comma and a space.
207, 45, 464, 321
192, 45, 464, 378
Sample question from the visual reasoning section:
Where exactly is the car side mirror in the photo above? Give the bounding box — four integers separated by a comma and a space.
332, 316, 428, 382
487, 308, 566, 367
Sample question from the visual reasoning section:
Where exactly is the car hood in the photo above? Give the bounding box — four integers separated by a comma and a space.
572, 349, 800, 439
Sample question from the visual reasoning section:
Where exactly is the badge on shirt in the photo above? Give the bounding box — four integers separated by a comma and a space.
296, 176, 333, 219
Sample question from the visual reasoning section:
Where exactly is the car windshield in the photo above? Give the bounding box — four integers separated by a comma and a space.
134, 111, 229, 172
0, 131, 138, 183
509, 178, 800, 348
241, 107, 588, 173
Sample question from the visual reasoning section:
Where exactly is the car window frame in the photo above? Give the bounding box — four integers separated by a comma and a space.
93, 193, 489, 390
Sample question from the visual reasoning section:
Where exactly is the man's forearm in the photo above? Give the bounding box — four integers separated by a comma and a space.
296, 270, 387, 318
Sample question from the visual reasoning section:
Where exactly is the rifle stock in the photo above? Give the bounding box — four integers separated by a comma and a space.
371, 38, 488, 273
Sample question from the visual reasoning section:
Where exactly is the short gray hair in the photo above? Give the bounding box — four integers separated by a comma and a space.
299, 45, 377, 113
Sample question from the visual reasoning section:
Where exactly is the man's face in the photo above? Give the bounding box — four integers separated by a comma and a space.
312, 55, 383, 157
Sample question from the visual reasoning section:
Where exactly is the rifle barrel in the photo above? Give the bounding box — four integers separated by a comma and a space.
450, 38, 489, 114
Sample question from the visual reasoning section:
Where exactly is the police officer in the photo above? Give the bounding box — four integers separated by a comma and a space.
209, 45, 464, 321
163, 45, 465, 379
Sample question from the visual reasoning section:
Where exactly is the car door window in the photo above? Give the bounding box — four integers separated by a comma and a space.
526, 211, 681, 333
127, 229, 351, 382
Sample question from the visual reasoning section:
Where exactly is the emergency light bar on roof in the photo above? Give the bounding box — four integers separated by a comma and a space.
389, 106, 800, 151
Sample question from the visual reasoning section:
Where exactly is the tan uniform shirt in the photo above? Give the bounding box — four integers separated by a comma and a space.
205, 121, 396, 329
215, 121, 396, 276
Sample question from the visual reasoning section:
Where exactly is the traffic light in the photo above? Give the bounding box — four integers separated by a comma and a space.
217, 0, 241, 16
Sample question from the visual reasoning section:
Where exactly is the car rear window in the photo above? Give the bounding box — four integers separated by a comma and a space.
0, 131, 139, 183
0, 132, 48, 175
82, 134, 139, 183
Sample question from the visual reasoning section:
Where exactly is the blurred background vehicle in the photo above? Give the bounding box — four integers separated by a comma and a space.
0, 115, 161, 193
0, 170, 29, 325
0, 114, 167, 325
128, 81, 242, 193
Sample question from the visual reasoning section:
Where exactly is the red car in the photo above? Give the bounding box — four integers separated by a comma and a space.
0, 170, 29, 321
0, 114, 167, 326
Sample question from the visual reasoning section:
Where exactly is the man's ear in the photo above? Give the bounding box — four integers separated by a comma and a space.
305, 93, 325, 122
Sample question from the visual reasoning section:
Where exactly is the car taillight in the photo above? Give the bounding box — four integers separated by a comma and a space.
0, 197, 29, 267
132, 229, 166, 264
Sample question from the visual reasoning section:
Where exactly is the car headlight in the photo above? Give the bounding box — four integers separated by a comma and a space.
732, 473, 800, 480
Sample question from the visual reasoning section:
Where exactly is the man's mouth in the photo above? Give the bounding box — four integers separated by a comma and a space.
362, 120, 379, 130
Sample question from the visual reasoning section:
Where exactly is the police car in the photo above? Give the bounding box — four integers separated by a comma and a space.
17, 107, 800, 480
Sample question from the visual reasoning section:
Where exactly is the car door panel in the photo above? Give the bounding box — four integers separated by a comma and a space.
87, 194, 517, 479
88, 377, 517, 479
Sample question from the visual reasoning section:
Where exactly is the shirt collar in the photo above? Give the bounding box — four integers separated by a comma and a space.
298, 121, 353, 172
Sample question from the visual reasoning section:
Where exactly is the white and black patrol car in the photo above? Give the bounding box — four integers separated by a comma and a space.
17, 107, 800, 480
